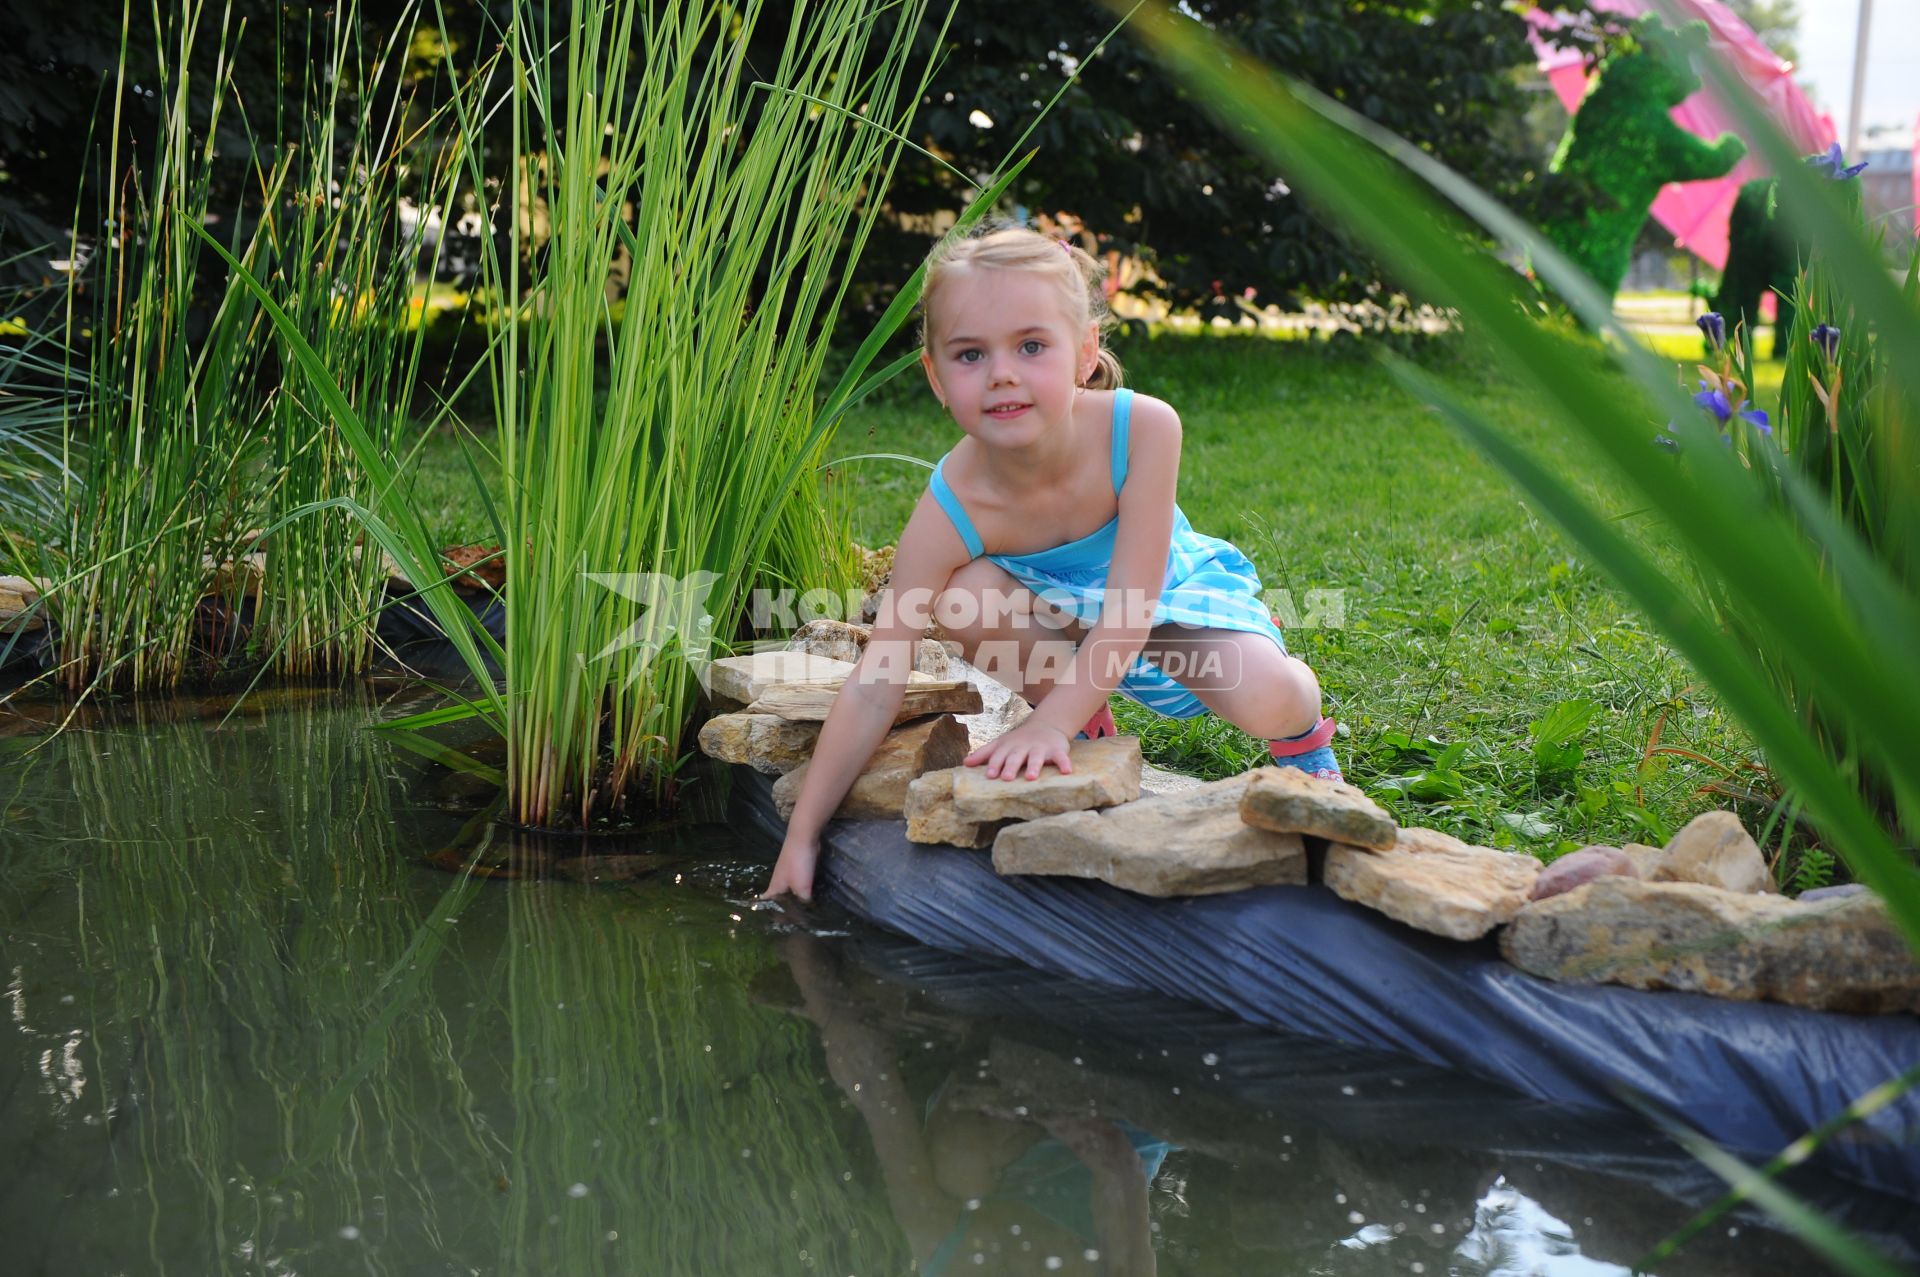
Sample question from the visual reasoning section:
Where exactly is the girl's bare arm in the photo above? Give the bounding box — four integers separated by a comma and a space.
762, 494, 973, 901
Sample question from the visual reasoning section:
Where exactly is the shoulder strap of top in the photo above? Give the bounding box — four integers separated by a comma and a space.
1110, 388, 1135, 496
927, 456, 984, 559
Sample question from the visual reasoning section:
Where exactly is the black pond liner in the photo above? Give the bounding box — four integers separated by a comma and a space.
728, 764, 1920, 1207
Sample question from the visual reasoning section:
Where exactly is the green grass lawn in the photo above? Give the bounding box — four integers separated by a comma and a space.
409, 331, 1783, 872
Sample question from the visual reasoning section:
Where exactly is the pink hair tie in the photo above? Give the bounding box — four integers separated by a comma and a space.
1056, 239, 1073, 257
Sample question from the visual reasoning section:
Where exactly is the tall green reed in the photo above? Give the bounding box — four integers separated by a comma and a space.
1712, 242, 1920, 847
25, 0, 272, 693
0, 274, 79, 535
250, 0, 463, 677
459, 0, 942, 825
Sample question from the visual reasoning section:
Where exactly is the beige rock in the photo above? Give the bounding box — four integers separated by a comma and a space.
694, 713, 822, 775
706, 651, 857, 708
949, 654, 1034, 751
1651, 811, 1772, 894
951, 736, 1142, 822
0, 575, 44, 633
992, 773, 1305, 896
1240, 767, 1397, 850
207, 552, 267, 603
1622, 842, 1664, 877
784, 619, 951, 676
746, 679, 981, 723
1324, 826, 1541, 941
1501, 877, 1920, 1014
906, 767, 1013, 849
772, 714, 970, 821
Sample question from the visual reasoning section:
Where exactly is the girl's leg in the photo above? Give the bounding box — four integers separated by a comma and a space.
933, 557, 1087, 707
1134, 626, 1342, 778
1133, 626, 1321, 738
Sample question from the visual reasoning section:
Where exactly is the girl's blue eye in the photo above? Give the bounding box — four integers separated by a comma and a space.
1021, 339, 1045, 355
957, 349, 982, 363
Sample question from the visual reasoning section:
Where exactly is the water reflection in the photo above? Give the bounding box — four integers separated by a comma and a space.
0, 691, 1913, 1276
768, 929, 1920, 1277
0, 688, 493, 1275
780, 930, 1159, 1275
488, 879, 907, 1275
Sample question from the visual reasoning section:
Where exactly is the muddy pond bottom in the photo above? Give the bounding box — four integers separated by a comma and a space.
0, 688, 1906, 1275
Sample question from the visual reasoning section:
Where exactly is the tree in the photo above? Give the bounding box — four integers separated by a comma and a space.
1723, 0, 1799, 67
856, 0, 1536, 316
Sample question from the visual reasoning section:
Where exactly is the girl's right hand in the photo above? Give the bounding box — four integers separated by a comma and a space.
761, 835, 821, 903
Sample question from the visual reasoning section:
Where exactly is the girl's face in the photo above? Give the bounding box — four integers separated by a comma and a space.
921, 267, 1099, 449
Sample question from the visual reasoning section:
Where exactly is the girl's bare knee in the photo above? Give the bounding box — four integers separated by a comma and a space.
1274, 656, 1323, 734
933, 559, 1010, 651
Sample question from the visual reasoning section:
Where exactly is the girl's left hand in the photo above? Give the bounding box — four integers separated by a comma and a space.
964, 721, 1075, 781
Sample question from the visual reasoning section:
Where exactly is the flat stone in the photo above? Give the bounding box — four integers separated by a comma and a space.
771, 714, 970, 821
706, 651, 856, 707
1622, 842, 1664, 876
1650, 811, 1771, 893
207, 552, 267, 602
1531, 845, 1636, 901
1140, 764, 1207, 797
746, 679, 981, 723
992, 773, 1305, 897
0, 575, 44, 633
1800, 883, 1869, 903
1502, 877, 1920, 1014
949, 654, 1033, 751
694, 712, 821, 775
1239, 767, 1396, 850
950, 736, 1142, 822
905, 767, 1013, 849
784, 619, 950, 676
1324, 826, 1541, 941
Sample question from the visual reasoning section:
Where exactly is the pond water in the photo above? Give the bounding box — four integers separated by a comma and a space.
0, 687, 1909, 1275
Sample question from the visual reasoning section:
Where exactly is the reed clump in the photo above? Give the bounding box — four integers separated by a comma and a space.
444, 0, 940, 825
10, 0, 469, 692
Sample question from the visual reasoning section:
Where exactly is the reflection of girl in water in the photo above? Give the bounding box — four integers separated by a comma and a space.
784, 935, 1166, 1276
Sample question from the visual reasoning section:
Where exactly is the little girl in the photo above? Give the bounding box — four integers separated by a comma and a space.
763, 226, 1340, 902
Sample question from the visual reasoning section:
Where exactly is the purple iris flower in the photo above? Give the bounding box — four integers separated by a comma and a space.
1807, 143, 1868, 180
1693, 383, 1733, 419
1692, 380, 1772, 435
1811, 323, 1841, 359
1696, 311, 1725, 349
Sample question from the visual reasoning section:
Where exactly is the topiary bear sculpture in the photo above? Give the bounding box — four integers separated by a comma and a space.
1540, 14, 1746, 300
1711, 161, 1865, 358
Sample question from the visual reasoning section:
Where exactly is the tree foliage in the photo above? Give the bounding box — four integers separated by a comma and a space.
860, 0, 1536, 314
1724, 0, 1800, 68
1, 1, 1536, 310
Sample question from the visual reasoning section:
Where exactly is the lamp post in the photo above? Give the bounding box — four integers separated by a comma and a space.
1847, 0, 1873, 157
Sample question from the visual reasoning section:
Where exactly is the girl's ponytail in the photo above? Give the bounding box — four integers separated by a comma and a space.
1084, 346, 1125, 390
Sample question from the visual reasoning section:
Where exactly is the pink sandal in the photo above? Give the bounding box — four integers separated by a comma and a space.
1075, 704, 1118, 741
1268, 715, 1343, 782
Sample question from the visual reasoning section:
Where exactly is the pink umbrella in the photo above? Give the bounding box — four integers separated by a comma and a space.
1528, 0, 1836, 269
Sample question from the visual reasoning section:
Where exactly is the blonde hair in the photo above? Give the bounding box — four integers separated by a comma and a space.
918, 224, 1125, 390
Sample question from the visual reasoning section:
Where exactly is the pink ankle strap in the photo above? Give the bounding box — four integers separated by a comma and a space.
1269, 715, 1337, 757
